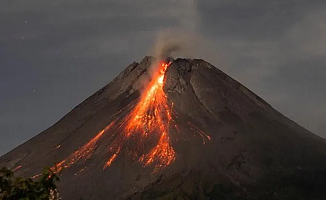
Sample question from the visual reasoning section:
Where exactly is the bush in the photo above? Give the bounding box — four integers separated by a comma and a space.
0, 167, 60, 200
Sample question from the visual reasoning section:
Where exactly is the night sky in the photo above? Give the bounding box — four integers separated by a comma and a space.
1, 0, 326, 156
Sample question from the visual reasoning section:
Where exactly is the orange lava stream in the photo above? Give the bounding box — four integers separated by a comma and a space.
105, 62, 175, 168
48, 61, 210, 174
139, 131, 175, 168
52, 122, 115, 173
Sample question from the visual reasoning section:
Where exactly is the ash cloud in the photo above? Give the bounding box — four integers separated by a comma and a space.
150, 29, 198, 61
148, 28, 226, 71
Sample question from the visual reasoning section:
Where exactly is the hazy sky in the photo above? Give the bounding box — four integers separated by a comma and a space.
1, 0, 326, 156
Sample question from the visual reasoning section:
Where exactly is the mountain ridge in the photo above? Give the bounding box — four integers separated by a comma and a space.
1, 56, 326, 200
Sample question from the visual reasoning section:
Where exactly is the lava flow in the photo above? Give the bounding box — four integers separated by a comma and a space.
50, 61, 210, 174
105, 62, 175, 169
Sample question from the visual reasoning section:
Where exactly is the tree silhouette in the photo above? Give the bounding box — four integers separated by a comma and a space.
0, 167, 60, 200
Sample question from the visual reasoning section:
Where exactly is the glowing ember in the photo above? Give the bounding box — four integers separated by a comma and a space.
49, 61, 210, 174
12, 165, 22, 172
188, 122, 211, 144
31, 173, 42, 179
74, 167, 87, 176
105, 150, 119, 167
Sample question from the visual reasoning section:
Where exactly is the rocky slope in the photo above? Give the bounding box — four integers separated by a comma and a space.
1, 56, 326, 200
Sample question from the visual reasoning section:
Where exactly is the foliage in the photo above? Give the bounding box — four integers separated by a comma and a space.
0, 167, 60, 200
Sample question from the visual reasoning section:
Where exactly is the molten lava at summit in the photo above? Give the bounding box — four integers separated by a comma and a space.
51, 61, 209, 173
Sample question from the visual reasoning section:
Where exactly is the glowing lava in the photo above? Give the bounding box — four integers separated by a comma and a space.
48, 61, 210, 174
105, 62, 175, 168
52, 123, 115, 173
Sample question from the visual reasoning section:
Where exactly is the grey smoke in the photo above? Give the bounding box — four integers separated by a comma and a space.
150, 29, 199, 61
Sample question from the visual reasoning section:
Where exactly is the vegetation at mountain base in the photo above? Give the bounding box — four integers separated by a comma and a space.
0, 167, 60, 200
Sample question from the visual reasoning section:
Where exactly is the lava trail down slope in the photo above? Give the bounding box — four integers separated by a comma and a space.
1, 57, 326, 200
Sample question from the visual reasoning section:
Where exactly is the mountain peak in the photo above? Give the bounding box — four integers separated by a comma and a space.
1, 57, 326, 200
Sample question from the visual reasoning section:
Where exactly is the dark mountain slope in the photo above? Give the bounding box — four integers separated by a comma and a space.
1, 56, 326, 200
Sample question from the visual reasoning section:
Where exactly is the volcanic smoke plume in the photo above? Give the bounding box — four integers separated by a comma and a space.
1, 56, 326, 200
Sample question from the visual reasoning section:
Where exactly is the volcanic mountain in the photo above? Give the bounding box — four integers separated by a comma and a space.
1, 56, 326, 200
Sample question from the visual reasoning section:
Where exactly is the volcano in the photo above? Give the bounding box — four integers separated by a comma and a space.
1, 56, 326, 200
